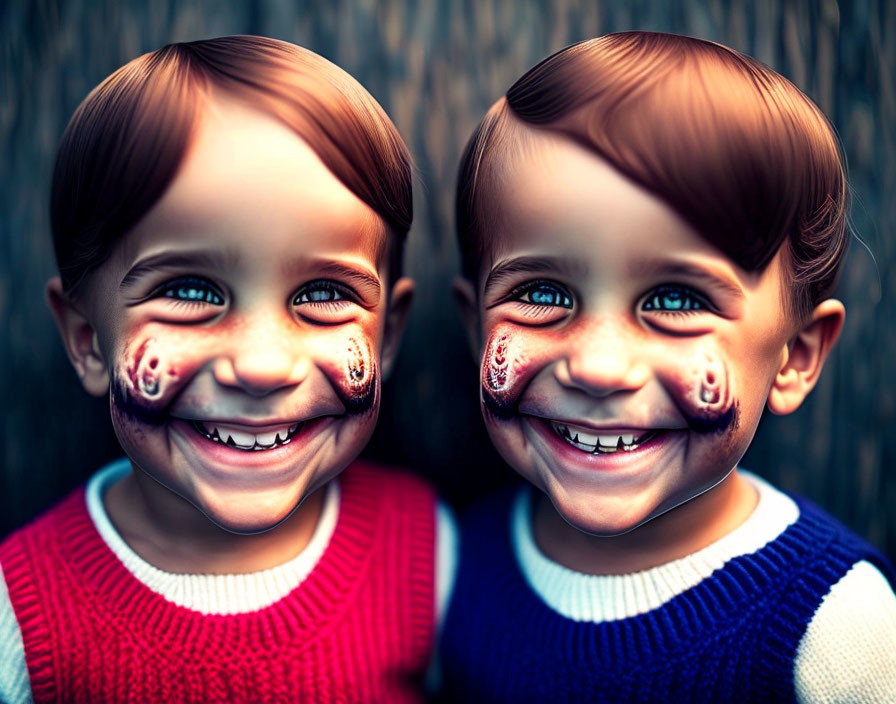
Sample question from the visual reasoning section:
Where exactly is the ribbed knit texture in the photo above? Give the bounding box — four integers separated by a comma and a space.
0, 462, 436, 704
440, 487, 896, 704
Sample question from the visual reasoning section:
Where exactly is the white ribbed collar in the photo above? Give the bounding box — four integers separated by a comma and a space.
512, 470, 799, 622
85, 458, 340, 615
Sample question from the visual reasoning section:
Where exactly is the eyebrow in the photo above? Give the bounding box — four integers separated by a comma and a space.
484, 256, 588, 298
632, 261, 746, 301
119, 249, 241, 290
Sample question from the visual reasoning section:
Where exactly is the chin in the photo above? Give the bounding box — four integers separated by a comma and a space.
559, 511, 649, 538
201, 507, 297, 536
193, 490, 304, 535
547, 489, 666, 538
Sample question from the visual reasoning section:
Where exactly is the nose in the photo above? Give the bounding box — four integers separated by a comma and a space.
213, 317, 310, 396
554, 317, 651, 397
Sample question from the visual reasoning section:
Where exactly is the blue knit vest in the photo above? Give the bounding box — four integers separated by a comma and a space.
440, 487, 895, 704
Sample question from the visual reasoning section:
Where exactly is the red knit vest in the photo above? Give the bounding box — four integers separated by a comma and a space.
0, 461, 436, 703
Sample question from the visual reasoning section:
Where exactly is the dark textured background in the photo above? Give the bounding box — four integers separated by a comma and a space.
2, 0, 894, 563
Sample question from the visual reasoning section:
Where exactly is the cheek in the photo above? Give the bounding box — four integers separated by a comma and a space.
656, 346, 739, 434
316, 332, 378, 416
480, 325, 552, 420
110, 334, 205, 425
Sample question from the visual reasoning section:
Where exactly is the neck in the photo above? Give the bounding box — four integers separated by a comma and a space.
104, 468, 325, 575
533, 471, 758, 575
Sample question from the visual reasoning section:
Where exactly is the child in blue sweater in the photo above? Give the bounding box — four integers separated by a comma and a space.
442, 32, 896, 702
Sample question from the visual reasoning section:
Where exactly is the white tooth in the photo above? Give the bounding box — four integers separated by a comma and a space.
256, 431, 278, 447
572, 433, 579, 443
621, 434, 634, 445
577, 431, 598, 447
598, 435, 618, 447
222, 427, 255, 448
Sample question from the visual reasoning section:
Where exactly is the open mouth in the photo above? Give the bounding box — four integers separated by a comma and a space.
190, 420, 302, 452
550, 421, 659, 454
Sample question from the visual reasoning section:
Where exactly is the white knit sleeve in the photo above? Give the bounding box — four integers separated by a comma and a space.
795, 560, 896, 704
0, 563, 32, 704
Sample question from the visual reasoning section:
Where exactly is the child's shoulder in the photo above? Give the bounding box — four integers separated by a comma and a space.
0, 460, 129, 605
772, 481, 896, 586
0, 463, 108, 558
774, 488, 896, 702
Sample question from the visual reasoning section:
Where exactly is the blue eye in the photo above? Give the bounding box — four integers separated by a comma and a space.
515, 282, 573, 309
293, 282, 350, 305
642, 286, 707, 312
158, 277, 224, 306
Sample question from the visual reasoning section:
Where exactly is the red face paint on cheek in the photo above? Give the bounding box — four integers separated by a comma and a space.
480, 327, 534, 420
659, 348, 739, 434
110, 336, 190, 424
319, 334, 378, 415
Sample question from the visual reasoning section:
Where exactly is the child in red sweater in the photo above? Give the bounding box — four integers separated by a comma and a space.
0, 36, 445, 703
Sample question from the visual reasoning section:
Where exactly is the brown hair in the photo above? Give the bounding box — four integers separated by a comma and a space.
51, 35, 412, 294
457, 32, 849, 319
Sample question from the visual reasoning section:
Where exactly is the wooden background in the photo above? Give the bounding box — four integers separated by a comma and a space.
2, 0, 894, 564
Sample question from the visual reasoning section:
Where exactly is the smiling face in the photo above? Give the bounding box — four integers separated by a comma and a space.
66, 94, 410, 534
467, 128, 798, 536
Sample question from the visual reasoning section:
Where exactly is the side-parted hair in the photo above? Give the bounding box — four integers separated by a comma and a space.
52, 35, 412, 294
457, 32, 849, 319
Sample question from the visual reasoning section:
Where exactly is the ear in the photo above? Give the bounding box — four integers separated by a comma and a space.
379, 276, 415, 380
452, 277, 481, 363
45, 276, 110, 396
766, 298, 845, 415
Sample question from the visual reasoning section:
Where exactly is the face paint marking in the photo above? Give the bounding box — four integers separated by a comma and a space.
337, 336, 377, 415
347, 338, 368, 387
113, 337, 183, 424
133, 342, 162, 398
126, 338, 150, 393
481, 330, 531, 420
488, 334, 510, 391
111, 377, 168, 425
664, 350, 738, 434
140, 373, 160, 396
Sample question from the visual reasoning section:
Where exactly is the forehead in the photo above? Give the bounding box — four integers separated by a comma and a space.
488, 127, 717, 266
117, 92, 385, 273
